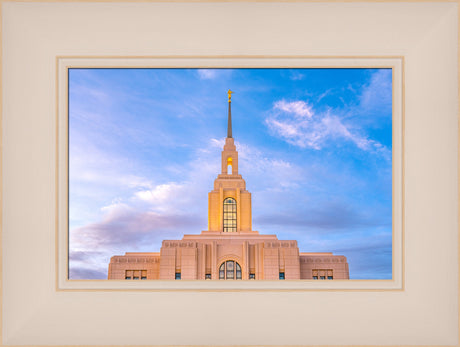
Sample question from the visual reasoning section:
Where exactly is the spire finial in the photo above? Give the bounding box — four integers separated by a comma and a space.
227, 90, 232, 138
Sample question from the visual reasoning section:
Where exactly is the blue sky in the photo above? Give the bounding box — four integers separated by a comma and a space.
68, 68, 392, 280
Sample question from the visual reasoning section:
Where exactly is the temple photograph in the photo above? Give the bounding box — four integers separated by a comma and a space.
68, 68, 392, 280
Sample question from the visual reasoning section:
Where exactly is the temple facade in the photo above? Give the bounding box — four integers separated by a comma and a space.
108, 91, 349, 280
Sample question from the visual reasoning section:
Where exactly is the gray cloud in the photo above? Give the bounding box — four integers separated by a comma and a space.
254, 201, 390, 232
69, 267, 108, 280
294, 231, 392, 279
344, 244, 392, 279
69, 250, 107, 262
71, 209, 203, 250
69, 209, 205, 280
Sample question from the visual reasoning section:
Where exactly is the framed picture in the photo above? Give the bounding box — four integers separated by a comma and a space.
2, 1, 458, 346
59, 58, 403, 291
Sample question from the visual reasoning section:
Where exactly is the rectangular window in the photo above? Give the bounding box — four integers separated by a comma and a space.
205, 274, 211, 279
133, 270, 140, 280
141, 270, 147, 279
279, 272, 285, 280
175, 272, 181, 280
312, 269, 333, 280
249, 273, 255, 279
125, 270, 134, 280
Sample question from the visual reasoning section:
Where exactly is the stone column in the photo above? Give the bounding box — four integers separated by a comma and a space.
211, 240, 217, 280
219, 187, 223, 231
242, 241, 249, 279
236, 188, 241, 232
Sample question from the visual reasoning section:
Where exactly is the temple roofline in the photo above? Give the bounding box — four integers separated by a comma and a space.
183, 233, 276, 240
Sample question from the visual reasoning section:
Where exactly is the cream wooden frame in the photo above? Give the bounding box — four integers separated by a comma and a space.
2, 1, 458, 346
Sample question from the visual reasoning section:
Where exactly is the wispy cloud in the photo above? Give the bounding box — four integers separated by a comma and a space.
289, 71, 305, 81
359, 69, 392, 112
265, 70, 391, 157
267, 103, 381, 152
207, 137, 305, 191
317, 88, 333, 102
274, 100, 313, 118
197, 69, 219, 80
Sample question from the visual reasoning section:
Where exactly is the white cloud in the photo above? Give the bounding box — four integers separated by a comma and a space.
197, 69, 218, 80
266, 99, 390, 158
134, 182, 193, 214
135, 183, 183, 203
265, 70, 392, 155
274, 100, 313, 119
317, 88, 333, 102
359, 69, 392, 111
289, 71, 305, 81
209, 138, 225, 148
227, 139, 304, 191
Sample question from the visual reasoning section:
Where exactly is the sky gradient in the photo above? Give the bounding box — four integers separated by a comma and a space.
69, 68, 392, 280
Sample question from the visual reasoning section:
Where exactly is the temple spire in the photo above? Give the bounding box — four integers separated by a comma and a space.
227, 89, 233, 138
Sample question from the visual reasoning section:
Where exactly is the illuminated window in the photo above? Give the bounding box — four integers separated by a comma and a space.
223, 197, 237, 232
219, 260, 242, 280
227, 157, 233, 174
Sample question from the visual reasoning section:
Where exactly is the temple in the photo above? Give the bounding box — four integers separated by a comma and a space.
108, 91, 349, 280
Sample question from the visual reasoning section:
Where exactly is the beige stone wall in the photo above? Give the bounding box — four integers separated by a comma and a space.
108, 253, 160, 280
108, 239, 350, 280
299, 253, 349, 279
262, 241, 300, 280
208, 191, 220, 232
239, 191, 252, 232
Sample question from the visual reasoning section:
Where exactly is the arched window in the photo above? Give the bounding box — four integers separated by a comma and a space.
219, 260, 242, 280
227, 157, 233, 174
223, 197, 236, 232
